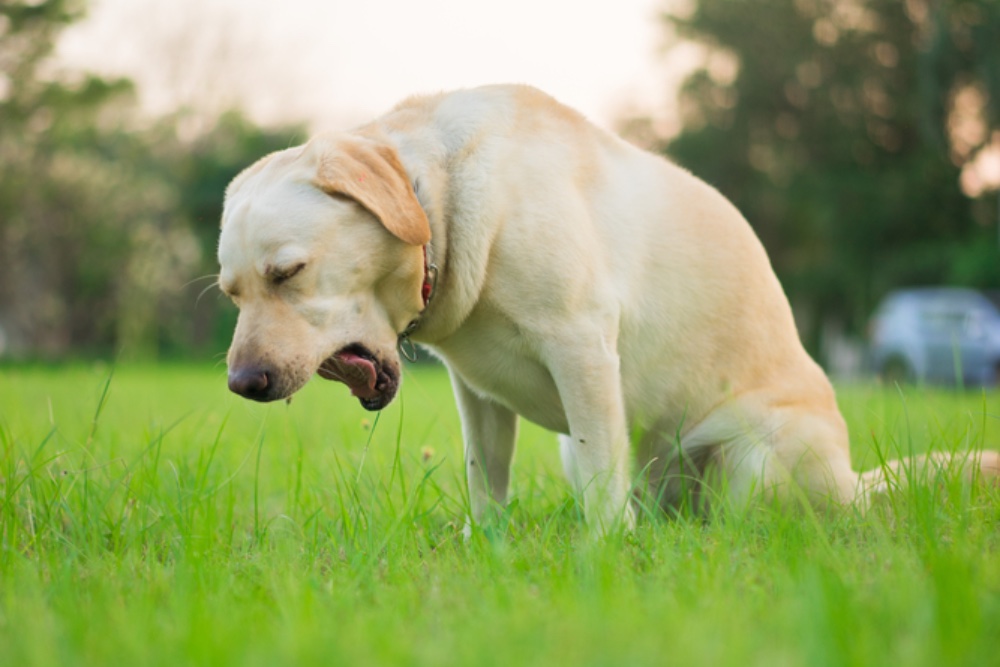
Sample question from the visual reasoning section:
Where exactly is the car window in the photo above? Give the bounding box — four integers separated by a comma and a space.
985, 291, 1000, 313
919, 307, 967, 336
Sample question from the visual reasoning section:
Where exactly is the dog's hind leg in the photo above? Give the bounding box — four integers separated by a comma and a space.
681, 399, 859, 513
631, 428, 714, 517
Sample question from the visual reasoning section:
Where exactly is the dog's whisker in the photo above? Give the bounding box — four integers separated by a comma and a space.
184, 273, 220, 290
195, 279, 224, 307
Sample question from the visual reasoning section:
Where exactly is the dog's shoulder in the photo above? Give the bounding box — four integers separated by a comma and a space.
379, 85, 610, 149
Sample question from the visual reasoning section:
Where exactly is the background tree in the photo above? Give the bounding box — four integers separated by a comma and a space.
658, 0, 1000, 354
0, 0, 302, 359
1, 0, 143, 354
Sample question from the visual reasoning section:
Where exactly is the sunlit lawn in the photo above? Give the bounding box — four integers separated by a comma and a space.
1, 362, 999, 666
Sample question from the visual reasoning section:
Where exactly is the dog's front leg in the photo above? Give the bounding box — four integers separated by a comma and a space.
450, 370, 518, 534
545, 335, 635, 535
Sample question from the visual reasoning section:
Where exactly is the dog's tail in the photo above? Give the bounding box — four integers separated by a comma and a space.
858, 449, 1000, 497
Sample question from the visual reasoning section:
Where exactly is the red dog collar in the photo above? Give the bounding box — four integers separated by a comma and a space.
399, 245, 438, 361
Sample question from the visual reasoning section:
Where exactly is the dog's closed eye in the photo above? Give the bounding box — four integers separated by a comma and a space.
270, 262, 306, 285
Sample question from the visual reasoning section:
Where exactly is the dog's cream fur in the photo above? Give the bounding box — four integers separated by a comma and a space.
219, 85, 997, 532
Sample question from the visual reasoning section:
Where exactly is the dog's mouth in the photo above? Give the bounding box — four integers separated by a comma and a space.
317, 343, 399, 411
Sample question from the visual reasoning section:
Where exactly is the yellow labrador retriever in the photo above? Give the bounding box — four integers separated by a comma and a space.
218, 84, 997, 532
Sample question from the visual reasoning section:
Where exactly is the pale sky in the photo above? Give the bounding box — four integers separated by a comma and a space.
57, 0, 696, 134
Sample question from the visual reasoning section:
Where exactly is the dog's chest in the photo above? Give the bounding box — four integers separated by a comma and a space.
430, 309, 569, 434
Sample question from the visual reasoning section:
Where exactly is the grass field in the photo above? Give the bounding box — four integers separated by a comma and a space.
1, 363, 999, 666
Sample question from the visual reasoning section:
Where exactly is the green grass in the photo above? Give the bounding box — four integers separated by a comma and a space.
1, 363, 999, 666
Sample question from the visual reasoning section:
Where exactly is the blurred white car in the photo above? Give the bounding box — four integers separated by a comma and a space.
869, 288, 1000, 386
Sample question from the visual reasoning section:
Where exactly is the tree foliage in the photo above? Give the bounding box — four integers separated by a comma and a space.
662, 0, 1000, 349
0, 0, 302, 359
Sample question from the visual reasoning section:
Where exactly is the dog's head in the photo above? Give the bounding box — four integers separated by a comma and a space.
217, 135, 430, 410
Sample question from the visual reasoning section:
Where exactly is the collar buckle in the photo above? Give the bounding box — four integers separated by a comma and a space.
398, 328, 419, 362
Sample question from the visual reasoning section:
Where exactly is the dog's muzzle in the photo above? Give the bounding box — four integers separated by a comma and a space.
318, 343, 400, 411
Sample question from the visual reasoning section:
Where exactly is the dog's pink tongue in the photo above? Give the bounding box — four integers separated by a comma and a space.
319, 351, 378, 399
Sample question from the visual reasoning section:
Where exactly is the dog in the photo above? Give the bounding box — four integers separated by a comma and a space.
218, 84, 998, 532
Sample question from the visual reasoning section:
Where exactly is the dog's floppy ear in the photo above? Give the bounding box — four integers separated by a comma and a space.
314, 139, 431, 246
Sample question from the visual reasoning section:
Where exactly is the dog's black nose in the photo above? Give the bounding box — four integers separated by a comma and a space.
228, 367, 272, 401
